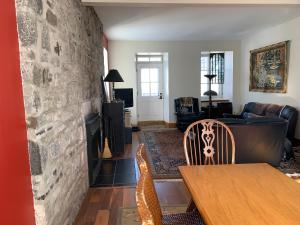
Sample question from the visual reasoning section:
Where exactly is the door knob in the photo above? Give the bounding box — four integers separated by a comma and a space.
159, 93, 163, 99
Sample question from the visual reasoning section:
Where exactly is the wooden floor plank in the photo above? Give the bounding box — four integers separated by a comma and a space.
75, 131, 189, 225
95, 210, 109, 225
108, 188, 124, 225
122, 187, 136, 207
96, 188, 114, 209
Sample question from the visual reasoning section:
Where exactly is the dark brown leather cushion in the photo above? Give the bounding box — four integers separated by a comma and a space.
244, 102, 266, 115
264, 104, 283, 117
243, 112, 264, 119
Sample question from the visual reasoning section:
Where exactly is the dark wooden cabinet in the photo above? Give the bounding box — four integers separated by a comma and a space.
103, 102, 125, 156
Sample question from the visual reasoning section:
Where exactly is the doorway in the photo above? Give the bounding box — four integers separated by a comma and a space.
136, 53, 164, 123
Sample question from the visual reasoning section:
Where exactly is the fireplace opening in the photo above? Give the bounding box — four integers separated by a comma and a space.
85, 113, 103, 186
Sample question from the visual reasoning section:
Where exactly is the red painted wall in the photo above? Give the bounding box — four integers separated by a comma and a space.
0, 1, 36, 224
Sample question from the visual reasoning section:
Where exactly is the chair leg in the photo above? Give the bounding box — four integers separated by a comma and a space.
186, 199, 197, 212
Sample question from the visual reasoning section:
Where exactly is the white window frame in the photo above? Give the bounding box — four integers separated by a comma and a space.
136, 53, 163, 97
103, 48, 110, 99
200, 52, 224, 99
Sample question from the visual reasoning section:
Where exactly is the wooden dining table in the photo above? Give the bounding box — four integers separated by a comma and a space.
179, 163, 300, 225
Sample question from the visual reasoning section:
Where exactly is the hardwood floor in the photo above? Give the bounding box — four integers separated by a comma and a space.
75, 132, 190, 225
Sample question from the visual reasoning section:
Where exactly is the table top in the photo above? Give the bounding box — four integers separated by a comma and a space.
179, 163, 300, 225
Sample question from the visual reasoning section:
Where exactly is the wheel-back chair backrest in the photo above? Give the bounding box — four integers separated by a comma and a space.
183, 119, 236, 165
136, 144, 151, 174
136, 144, 162, 225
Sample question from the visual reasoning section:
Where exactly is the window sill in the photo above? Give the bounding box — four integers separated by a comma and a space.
200, 98, 230, 103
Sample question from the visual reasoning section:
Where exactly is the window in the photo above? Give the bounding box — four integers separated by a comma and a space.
136, 53, 163, 97
140, 68, 159, 96
201, 52, 225, 97
136, 53, 163, 63
103, 48, 110, 98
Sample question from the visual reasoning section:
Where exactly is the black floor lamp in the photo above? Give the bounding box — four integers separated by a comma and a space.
104, 69, 124, 102
204, 74, 218, 118
103, 69, 124, 158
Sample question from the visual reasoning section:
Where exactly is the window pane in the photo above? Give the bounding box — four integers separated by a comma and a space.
150, 57, 162, 62
141, 68, 150, 82
201, 56, 209, 70
138, 57, 150, 62
201, 83, 208, 96
211, 84, 219, 95
201, 70, 209, 83
141, 83, 150, 96
150, 83, 159, 96
150, 68, 159, 82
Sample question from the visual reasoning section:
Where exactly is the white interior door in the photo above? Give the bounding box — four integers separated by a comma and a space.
137, 63, 164, 121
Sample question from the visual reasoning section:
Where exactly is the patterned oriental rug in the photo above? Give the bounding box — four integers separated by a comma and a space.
139, 128, 186, 179
140, 128, 300, 181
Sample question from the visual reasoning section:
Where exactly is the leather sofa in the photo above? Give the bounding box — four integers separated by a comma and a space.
224, 102, 298, 143
175, 97, 204, 131
219, 117, 288, 167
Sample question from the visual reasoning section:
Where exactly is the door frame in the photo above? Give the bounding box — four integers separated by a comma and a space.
136, 61, 164, 123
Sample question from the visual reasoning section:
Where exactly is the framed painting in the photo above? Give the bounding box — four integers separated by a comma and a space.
249, 41, 289, 93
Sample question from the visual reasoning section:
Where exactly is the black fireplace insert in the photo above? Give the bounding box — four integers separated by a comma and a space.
85, 113, 103, 186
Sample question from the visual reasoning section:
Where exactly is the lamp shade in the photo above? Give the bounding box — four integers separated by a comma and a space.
104, 69, 124, 82
204, 74, 217, 80
204, 90, 218, 96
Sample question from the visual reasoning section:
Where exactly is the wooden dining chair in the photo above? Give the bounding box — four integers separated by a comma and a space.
136, 145, 205, 225
183, 119, 236, 165
136, 144, 151, 174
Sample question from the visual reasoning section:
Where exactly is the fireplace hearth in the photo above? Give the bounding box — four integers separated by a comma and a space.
85, 113, 103, 186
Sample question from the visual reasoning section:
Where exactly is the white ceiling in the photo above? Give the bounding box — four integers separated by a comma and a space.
94, 5, 300, 41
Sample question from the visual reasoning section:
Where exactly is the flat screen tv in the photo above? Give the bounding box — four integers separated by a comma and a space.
114, 88, 133, 108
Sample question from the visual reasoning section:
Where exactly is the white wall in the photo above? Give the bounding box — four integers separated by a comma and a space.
223, 51, 234, 101
163, 53, 170, 122
109, 41, 241, 125
239, 16, 300, 138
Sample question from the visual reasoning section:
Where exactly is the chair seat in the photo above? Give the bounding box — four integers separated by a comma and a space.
162, 210, 205, 225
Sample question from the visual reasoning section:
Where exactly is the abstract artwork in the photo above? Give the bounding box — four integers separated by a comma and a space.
250, 41, 289, 93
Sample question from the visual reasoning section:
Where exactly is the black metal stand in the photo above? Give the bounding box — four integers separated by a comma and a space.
204, 74, 217, 118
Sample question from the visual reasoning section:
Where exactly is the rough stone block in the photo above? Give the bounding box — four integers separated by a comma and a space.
16, 0, 43, 15
29, 141, 42, 175
46, 9, 57, 27
42, 24, 50, 51
27, 117, 38, 129
33, 91, 42, 113
17, 12, 38, 47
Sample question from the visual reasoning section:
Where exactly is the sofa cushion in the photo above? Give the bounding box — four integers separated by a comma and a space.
246, 117, 286, 125
218, 118, 246, 124
243, 102, 266, 115
180, 106, 193, 114
264, 104, 283, 118
243, 112, 264, 119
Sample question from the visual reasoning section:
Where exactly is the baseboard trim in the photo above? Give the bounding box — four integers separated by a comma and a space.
164, 121, 176, 128
138, 121, 165, 126
137, 120, 177, 128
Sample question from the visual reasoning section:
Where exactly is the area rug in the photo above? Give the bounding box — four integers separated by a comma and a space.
117, 205, 187, 225
139, 128, 186, 179
279, 148, 300, 183
140, 128, 300, 181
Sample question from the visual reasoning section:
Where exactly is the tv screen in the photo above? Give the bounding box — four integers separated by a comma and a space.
114, 88, 133, 108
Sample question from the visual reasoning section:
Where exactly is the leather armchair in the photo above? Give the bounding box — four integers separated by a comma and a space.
175, 97, 204, 132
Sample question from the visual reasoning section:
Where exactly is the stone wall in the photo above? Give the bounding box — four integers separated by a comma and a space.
15, 0, 104, 224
